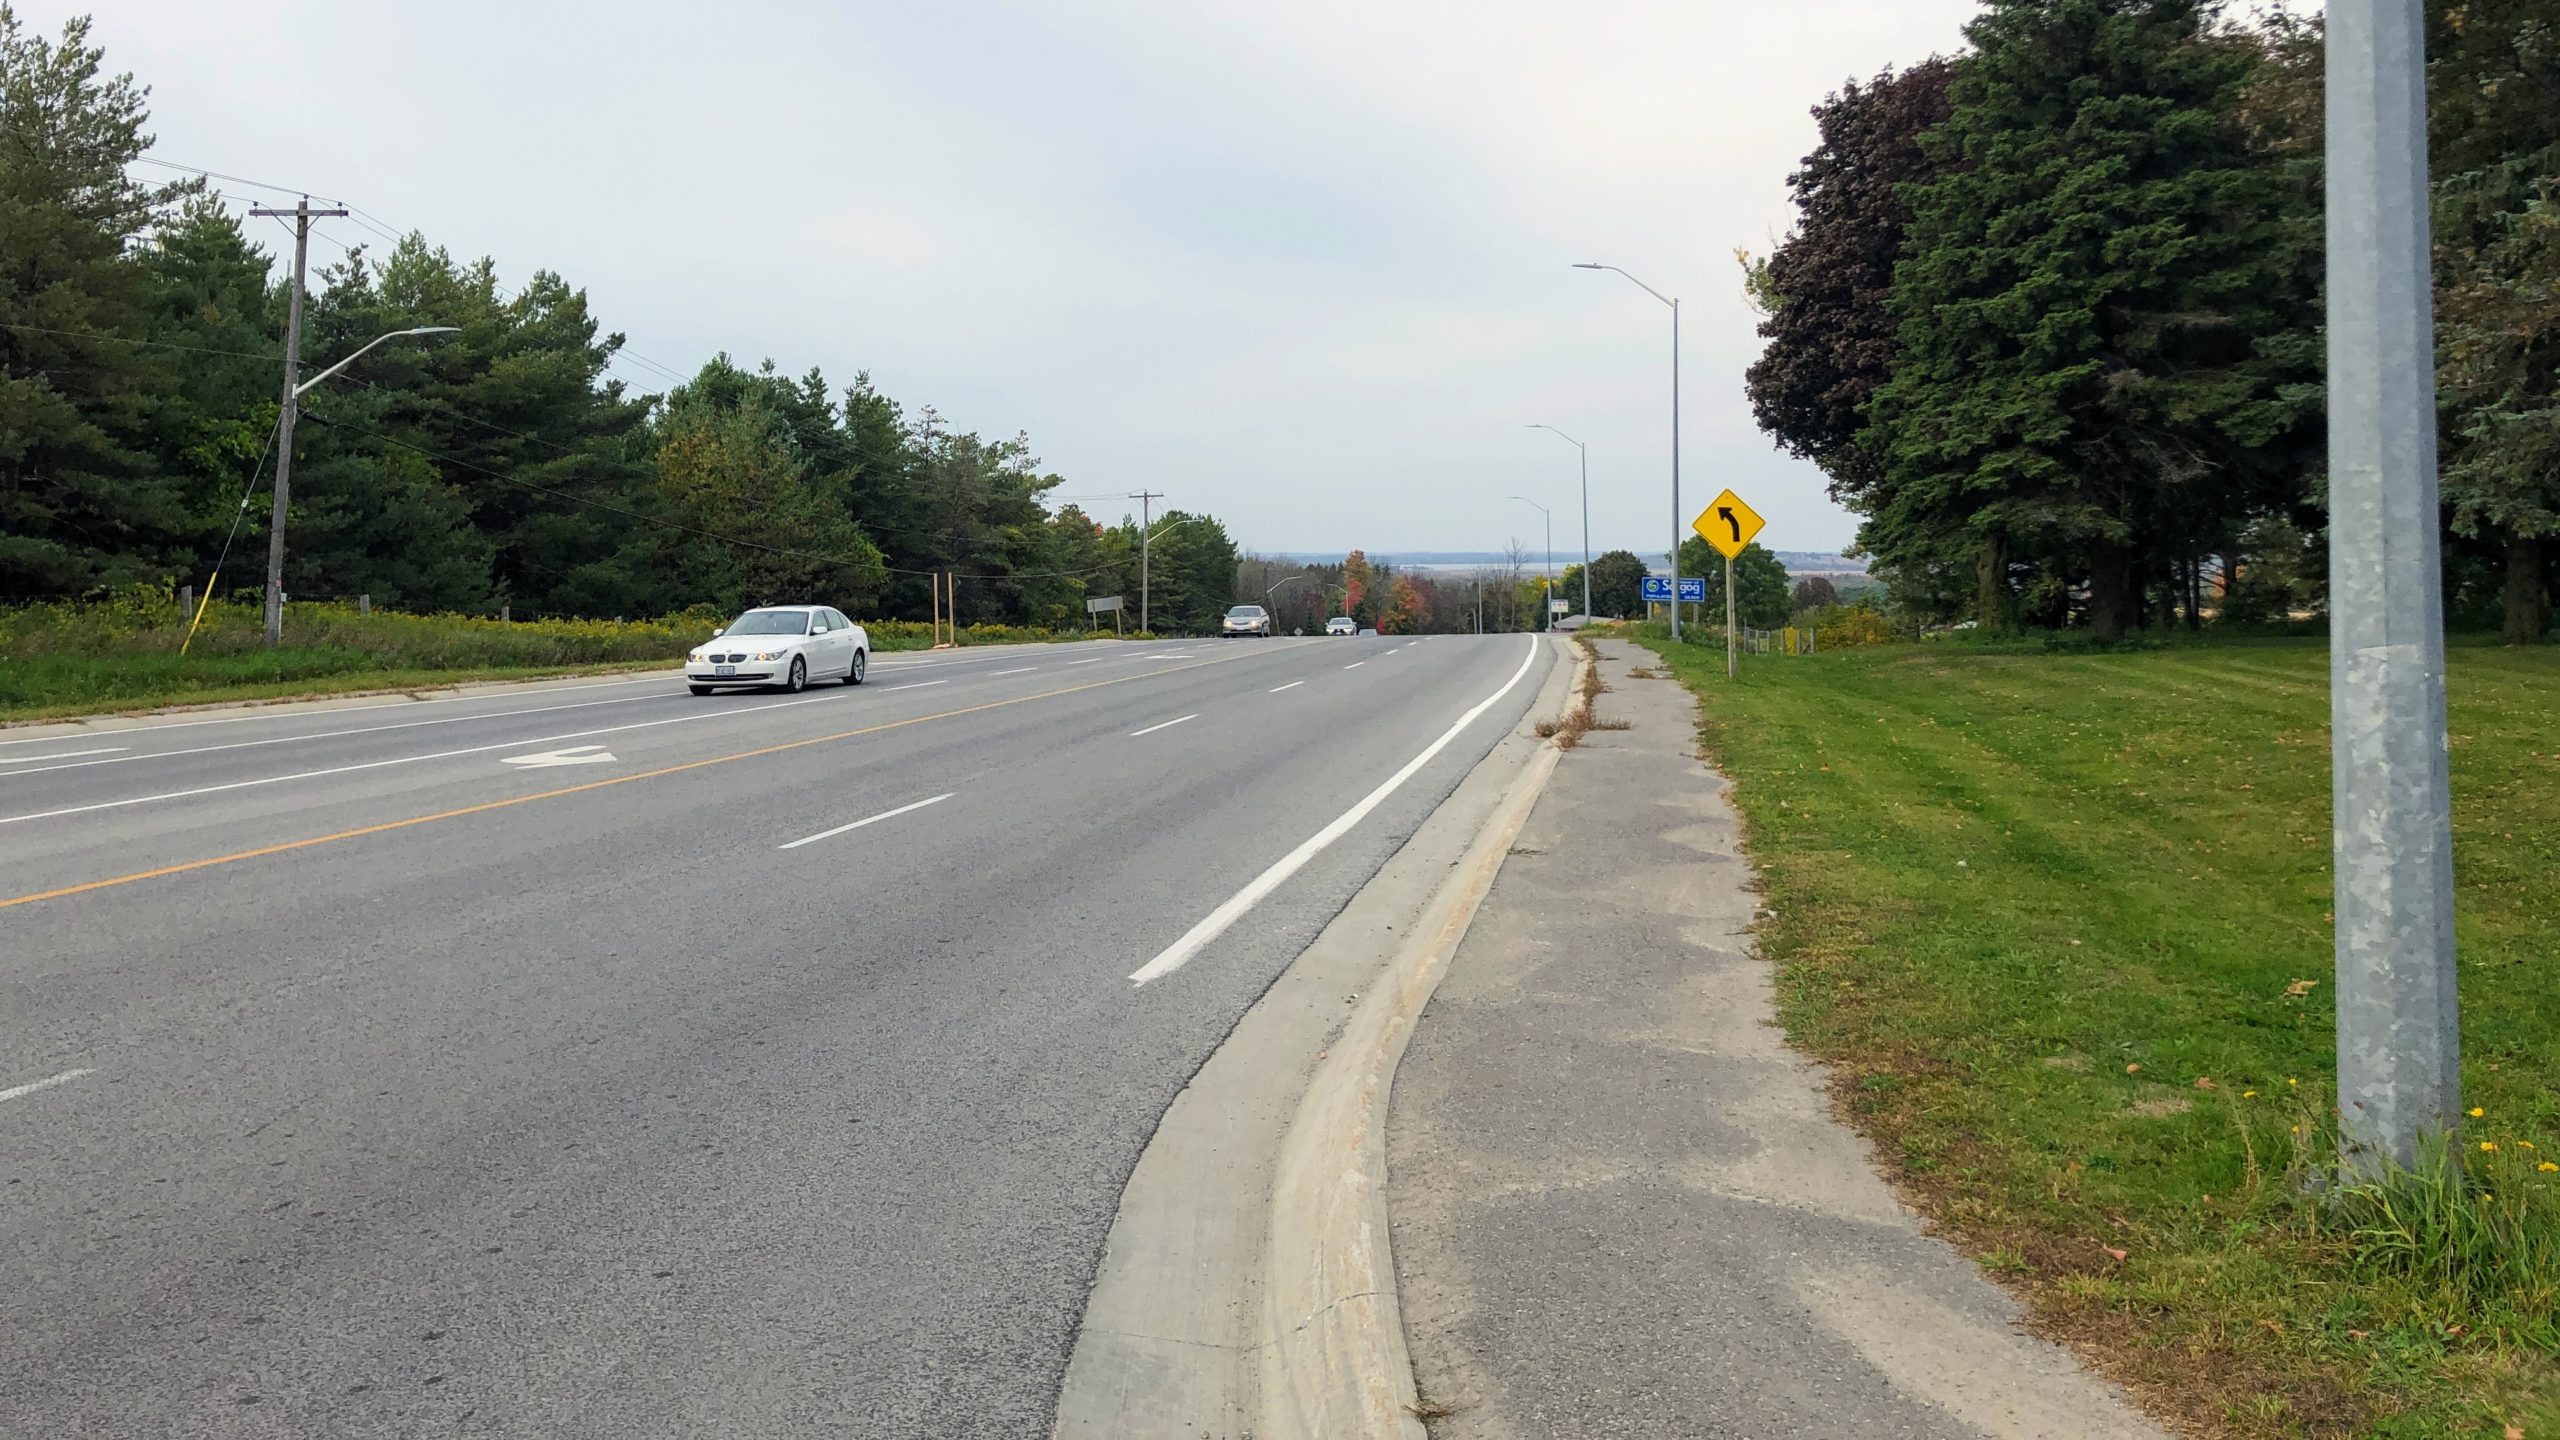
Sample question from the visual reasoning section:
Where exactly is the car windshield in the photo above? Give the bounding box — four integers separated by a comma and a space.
725, 610, 810, 636
1227, 606, 1265, 617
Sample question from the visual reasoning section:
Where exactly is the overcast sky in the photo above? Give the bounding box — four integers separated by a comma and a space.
71, 0, 1983, 559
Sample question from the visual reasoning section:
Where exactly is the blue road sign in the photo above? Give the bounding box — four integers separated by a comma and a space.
1641, 576, 1672, 602
1678, 577, 1706, 603
1646, 577, 1708, 603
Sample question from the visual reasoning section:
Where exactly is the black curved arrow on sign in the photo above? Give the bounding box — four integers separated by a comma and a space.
1718, 506, 1741, 543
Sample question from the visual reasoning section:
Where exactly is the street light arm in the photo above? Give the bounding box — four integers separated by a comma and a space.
1573, 262, 1676, 310
293, 326, 460, 398
1266, 573, 1309, 598
1526, 423, 1584, 451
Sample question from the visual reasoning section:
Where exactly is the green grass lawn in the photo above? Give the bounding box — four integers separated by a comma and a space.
1631, 629, 2558, 1439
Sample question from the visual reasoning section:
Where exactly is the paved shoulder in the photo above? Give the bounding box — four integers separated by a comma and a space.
1385, 638, 2169, 1439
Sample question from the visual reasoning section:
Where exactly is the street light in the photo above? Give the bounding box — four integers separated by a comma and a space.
293, 326, 459, 399
264, 325, 461, 646
1526, 424, 1591, 621
1574, 262, 1681, 639
1509, 496, 1552, 631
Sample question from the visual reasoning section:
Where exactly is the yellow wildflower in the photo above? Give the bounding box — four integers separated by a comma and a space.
2480, 1141, 2499, 1152
2242, 1090, 2258, 1098
2539, 1162, 2558, 1174
2469, 1107, 2486, 1118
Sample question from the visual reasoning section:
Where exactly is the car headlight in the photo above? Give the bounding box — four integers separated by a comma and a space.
753, 649, 786, 661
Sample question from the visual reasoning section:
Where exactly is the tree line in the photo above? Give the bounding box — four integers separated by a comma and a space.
0, 10, 1247, 634
1742, 0, 2557, 643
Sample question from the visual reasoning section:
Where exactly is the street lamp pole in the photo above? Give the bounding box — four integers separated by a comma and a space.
1575, 263, 1680, 639
1527, 424, 1591, 621
1266, 572, 1307, 628
2326, 0, 2459, 1175
1510, 496, 1552, 631
253, 300, 458, 649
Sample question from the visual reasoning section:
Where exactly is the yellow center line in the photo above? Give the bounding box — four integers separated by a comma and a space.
1, 648, 1275, 912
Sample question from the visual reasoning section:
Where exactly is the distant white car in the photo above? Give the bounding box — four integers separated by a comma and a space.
1221, 604, 1274, 637
687, 605, 868, 694
1325, 616, 1357, 636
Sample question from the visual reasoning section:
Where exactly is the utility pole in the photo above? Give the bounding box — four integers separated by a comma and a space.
2327, 0, 2459, 1176
1130, 490, 1164, 634
251, 198, 348, 648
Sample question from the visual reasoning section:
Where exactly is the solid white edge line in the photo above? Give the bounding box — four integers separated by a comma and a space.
0, 690, 848, 827
0, 1068, 95, 1104
1269, 681, 1306, 693
777, 792, 955, 850
1129, 633, 1542, 987
1129, 713, 1199, 737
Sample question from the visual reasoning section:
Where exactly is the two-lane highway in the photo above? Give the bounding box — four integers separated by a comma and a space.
1, 631, 1552, 1437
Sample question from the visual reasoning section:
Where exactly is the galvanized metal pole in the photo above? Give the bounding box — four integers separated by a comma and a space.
2326, 0, 2460, 1175
1669, 298, 1682, 642
1579, 441, 1591, 622
1725, 555, 1737, 681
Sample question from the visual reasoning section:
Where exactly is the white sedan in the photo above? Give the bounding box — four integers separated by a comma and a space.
687, 605, 869, 694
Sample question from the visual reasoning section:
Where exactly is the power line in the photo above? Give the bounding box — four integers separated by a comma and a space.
0, 319, 278, 362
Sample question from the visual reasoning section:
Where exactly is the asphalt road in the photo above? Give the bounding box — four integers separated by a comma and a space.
0, 631, 1553, 1438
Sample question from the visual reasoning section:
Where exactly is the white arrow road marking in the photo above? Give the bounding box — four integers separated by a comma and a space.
1131, 633, 1541, 987
1, 1068, 94, 1105
502, 745, 619, 769
779, 793, 954, 850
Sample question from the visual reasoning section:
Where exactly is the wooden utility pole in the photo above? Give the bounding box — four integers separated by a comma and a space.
1129, 490, 1164, 632
249, 198, 347, 648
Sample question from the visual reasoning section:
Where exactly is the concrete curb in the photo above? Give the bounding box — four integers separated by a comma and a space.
1257, 633, 1584, 1439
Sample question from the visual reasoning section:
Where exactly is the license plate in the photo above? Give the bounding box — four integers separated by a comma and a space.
715, 665, 736, 677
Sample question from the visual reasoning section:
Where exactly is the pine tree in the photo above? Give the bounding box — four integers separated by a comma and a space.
0, 7, 198, 597
1860, 0, 2318, 640
2431, 0, 2560, 643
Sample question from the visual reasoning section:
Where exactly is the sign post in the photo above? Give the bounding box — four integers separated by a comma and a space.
1087, 594, 1124, 638
1691, 488, 1765, 681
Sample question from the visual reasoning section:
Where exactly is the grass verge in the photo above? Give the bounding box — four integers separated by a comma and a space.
0, 593, 1139, 723
1630, 627, 2559, 1439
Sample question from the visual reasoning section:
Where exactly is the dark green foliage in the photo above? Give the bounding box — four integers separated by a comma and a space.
1584, 549, 1651, 619
0, 7, 201, 597
2430, 0, 2560, 643
0, 11, 1247, 631
1675, 537, 1794, 629
1859, 0, 2319, 642
1744, 57, 1956, 507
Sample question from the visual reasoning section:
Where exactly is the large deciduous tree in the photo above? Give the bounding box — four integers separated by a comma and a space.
1585, 549, 1650, 619
1743, 57, 1955, 512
